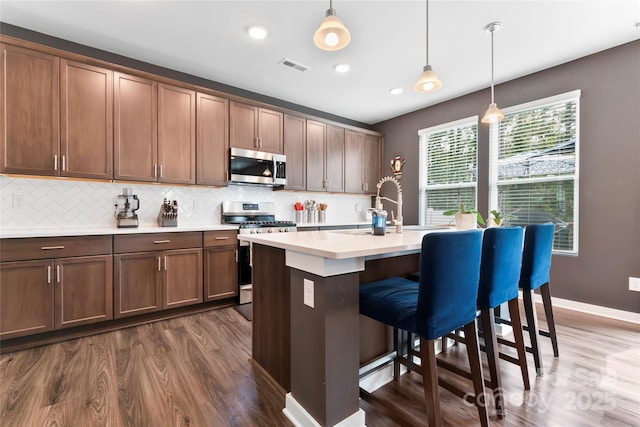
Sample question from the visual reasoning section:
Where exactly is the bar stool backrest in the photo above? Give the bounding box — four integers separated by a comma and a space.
416, 230, 483, 340
520, 223, 555, 291
477, 226, 525, 309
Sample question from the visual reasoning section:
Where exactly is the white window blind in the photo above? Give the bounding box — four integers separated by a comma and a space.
489, 90, 580, 254
419, 116, 479, 226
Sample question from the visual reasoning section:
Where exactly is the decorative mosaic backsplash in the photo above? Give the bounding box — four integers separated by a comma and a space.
0, 176, 373, 230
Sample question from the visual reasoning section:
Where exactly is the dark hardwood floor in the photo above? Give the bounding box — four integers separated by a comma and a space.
1, 303, 638, 426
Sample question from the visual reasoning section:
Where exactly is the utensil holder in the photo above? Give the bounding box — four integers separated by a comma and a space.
295, 210, 304, 224
307, 209, 317, 224
318, 211, 326, 223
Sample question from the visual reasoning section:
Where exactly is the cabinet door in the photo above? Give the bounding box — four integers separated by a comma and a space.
164, 248, 203, 309
363, 134, 382, 195
283, 114, 306, 191
197, 92, 229, 186
325, 124, 345, 192
229, 101, 258, 150
114, 252, 162, 318
204, 246, 238, 301
114, 72, 157, 182
344, 130, 364, 193
55, 255, 113, 329
306, 120, 326, 192
258, 108, 283, 154
60, 59, 113, 179
0, 260, 54, 339
0, 44, 59, 176
158, 83, 196, 184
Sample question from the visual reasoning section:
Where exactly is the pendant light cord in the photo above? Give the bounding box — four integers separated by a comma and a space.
490, 28, 495, 103
425, 0, 429, 65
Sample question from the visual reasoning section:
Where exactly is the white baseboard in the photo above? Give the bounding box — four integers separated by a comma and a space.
524, 292, 640, 324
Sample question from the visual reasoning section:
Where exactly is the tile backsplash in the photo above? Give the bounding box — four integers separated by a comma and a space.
0, 176, 373, 229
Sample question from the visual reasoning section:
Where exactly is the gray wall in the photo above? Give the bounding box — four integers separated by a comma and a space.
373, 40, 640, 313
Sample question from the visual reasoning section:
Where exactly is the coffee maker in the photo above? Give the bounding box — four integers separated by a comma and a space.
114, 188, 140, 228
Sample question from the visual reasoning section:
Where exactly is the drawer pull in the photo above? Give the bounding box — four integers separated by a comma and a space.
47, 265, 51, 284
154, 240, 171, 244
56, 265, 61, 283
158, 257, 161, 272
41, 246, 65, 250
215, 236, 230, 240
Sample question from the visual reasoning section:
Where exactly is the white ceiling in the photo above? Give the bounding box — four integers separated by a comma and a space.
1, 0, 639, 124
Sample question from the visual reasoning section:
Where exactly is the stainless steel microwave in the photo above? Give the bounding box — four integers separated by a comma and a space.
229, 147, 286, 187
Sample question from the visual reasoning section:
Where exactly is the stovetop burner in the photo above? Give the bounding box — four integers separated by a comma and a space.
238, 220, 296, 229
221, 201, 296, 232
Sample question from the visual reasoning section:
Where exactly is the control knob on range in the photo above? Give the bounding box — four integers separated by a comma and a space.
267, 228, 273, 233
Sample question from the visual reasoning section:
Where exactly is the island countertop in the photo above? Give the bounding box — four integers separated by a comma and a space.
238, 225, 455, 260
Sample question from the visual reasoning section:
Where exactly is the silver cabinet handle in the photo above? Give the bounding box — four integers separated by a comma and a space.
215, 236, 229, 240
62, 155, 66, 171
235, 249, 238, 263
154, 240, 171, 244
47, 265, 51, 284
157, 256, 161, 271
164, 256, 167, 271
56, 265, 61, 283
53, 154, 58, 171
154, 164, 158, 177
41, 246, 65, 250
159, 165, 163, 178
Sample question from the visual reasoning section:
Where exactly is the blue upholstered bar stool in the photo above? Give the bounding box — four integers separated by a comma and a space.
519, 222, 559, 375
359, 230, 489, 427
476, 227, 530, 415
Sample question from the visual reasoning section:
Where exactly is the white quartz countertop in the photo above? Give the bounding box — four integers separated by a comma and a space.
238, 225, 456, 259
296, 221, 371, 229
0, 224, 239, 239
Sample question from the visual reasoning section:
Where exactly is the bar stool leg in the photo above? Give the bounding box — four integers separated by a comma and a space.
508, 298, 530, 390
480, 309, 505, 418
393, 327, 401, 381
463, 321, 490, 427
420, 338, 441, 427
540, 283, 559, 357
522, 289, 544, 375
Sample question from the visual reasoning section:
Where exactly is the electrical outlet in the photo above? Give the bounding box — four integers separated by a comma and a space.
11, 194, 24, 210
629, 277, 640, 292
304, 279, 314, 308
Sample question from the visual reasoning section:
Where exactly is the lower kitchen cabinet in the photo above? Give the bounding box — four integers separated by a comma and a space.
0, 236, 113, 340
113, 232, 203, 318
203, 230, 238, 301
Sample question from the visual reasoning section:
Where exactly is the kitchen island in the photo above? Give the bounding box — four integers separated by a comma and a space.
238, 226, 455, 427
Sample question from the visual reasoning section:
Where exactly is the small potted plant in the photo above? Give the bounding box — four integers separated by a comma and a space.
443, 203, 485, 230
487, 209, 517, 227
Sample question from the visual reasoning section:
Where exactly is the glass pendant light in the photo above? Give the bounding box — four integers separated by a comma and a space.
481, 22, 505, 124
415, 0, 441, 93
314, 0, 351, 51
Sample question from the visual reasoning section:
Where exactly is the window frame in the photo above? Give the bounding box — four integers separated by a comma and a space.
488, 90, 581, 255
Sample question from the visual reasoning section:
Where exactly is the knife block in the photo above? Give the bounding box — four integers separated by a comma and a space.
158, 208, 178, 227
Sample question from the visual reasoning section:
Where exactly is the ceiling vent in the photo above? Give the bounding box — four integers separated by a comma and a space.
279, 57, 310, 72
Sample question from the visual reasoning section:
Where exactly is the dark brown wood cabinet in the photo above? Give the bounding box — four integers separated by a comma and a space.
283, 114, 306, 191
158, 83, 196, 184
0, 43, 59, 176
196, 92, 229, 186
114, 72, 158, 182
60, 59, 114, 179
203, 231, 238, 301
345, 130, 382, 194
326, 124, 345, 193
0, 235, 113, 340
113, 233, 203, 318
230, 101, 283, 154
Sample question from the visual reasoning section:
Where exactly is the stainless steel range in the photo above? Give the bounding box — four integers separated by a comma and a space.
222, 201, 296, 304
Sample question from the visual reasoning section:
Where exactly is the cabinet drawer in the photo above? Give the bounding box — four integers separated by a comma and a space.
203, 230, 238, 247
0, 235, 112, 262
114, 232, 202, 253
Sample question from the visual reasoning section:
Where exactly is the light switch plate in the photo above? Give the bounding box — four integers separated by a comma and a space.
629, 277, 640, 292
304, 279, 314, 308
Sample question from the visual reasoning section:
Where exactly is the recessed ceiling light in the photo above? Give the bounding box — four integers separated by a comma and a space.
248, 25, 268, 40
389, 88, 403, 95
334, 63, 350, 73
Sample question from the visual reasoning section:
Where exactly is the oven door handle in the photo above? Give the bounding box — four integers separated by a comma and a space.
249, 242, 253, 267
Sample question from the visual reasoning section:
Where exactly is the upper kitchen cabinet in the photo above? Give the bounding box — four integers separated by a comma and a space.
114, 72, 157, 182
157, 83, 196, 184
196, 92, 229, 186
1, 44, 59, 176
306, 121, 344, 192
283, 114, 306, 191
230, 101, 283, 154
114, 73, 196, 184
344, 130, 382, 194
60, 59, 113, 179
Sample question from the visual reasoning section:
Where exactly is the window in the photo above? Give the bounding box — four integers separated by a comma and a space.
419, 116, 479, 226
489, 90, 580, 254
